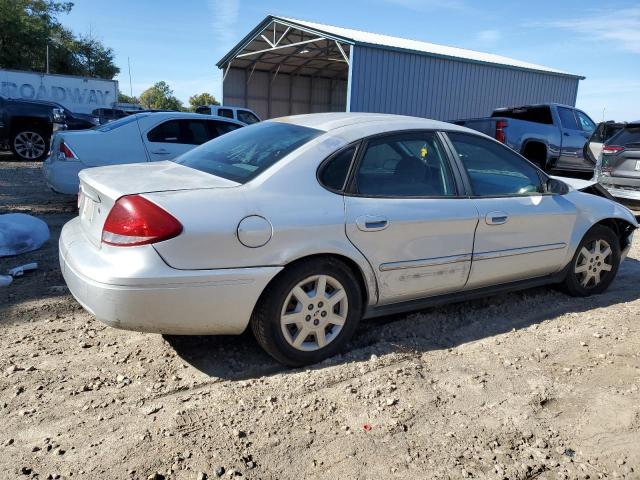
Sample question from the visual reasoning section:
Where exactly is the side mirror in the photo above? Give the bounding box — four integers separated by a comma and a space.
545, 178, 569, 195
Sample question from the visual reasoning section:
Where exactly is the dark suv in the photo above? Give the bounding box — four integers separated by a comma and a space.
0, 97, 98, 161
596, 121, 640, 202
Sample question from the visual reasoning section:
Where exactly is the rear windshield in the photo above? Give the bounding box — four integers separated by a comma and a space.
95, 113, 149, 132
172, 121, 322, 183
491, 106, 553, 125
608, 126, 640, 146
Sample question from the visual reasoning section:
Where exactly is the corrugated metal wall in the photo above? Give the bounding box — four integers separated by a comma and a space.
349, 46, 580, 120
223, 68, 347, 119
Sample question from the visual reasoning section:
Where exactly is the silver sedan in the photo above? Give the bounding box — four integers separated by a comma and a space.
59, 113, 638, 366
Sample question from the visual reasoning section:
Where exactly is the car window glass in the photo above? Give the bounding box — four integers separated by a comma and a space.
448, 132, 543, 196
237, 110, 260, 124
319, 146, 356, 191
609, 127, 640, 146
558, 107, 579, 130
173, 122, 322, 184
213, 121, 242, 136
196, 106, 211, 115
182, 120, 210, 145
217, 108, 234, 119
147, 120, 181, 143
576, 111, 596, 133
96, 113, 149, 132
355, 132, 456, 197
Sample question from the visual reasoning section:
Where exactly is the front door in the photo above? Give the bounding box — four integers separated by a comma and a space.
445, 131, 577, 289
344, 131, 479, 304
556, 106, 592, 170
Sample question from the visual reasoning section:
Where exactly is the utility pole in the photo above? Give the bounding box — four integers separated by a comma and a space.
128, 57, 133, 97
46, 44, 49, 73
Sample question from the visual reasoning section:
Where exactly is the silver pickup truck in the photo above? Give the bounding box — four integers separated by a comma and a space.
454, 103, 597, 173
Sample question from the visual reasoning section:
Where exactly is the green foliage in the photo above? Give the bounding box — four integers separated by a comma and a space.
0, 0, 119, 79
117, 92, 139, 104
139, 81, 184, 111
188, 92, 219, 111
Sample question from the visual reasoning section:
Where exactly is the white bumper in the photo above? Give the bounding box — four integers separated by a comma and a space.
59, 217, 282, 335
43, 157, 83, 195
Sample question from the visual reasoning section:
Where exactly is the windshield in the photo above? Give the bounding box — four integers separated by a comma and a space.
172, 121, 322, 183
95, 113, 149, 132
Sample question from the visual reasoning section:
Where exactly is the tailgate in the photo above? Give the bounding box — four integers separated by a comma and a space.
610, 148, 640, 179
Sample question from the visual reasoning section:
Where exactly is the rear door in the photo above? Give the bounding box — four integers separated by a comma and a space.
445, 132, 577, 289
556, 107, 591, 170
144, 119, 234, 161
343, 131, 479, 304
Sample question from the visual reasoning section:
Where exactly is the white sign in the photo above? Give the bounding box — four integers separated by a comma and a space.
0, 69, 118, 114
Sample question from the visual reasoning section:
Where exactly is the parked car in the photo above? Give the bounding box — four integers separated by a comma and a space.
92, 108, 131, 124
0, 96, 97, 161
43, 112, 244, 194
584, 121, 627, 168
455, 103, 597, 172
195, 105, 261, 124
593, 121, 640, 202
59, 113, 637, 366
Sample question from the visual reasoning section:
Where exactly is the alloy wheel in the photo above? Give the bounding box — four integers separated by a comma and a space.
574, 239, 613, 288
13, 131, 46, 160
280, 274, 349, 352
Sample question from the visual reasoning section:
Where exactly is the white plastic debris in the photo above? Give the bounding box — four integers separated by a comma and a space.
0, 213, 50, 257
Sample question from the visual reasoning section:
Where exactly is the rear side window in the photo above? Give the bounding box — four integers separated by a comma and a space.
354, 132, 456, 197
319, 146, 356, 191
492, 106, 552, 125
558, 107, 579, 130
96, 113, 149, 132
212, 121, 242, 135
608, 127, 640, 146
448, 132, 543, 196
172, 121, 322, 183
237, 110, 260, 124
217, 108, 234, 119
196, 106, 211, 115
576, 111, 596, 132
147, 120, 181, 143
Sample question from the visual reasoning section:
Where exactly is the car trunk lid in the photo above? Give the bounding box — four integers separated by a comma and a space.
77, 161, 239, 247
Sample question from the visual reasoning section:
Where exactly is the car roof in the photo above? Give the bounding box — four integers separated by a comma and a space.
271, 112, 473, 134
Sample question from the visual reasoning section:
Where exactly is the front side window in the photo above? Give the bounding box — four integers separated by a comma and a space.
447, 132, 543, 196
212, 120, 242, 136
576, 111, 596, 133
147, 120, 181, 143
172, 121, 322, 183
196, 106, 211, 115
354, 132, 456, 197
217, 108, 234, 119
237, 110, 260, 124
558, 107, 579, 130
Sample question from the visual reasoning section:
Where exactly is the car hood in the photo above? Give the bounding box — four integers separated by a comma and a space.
551, 175, 597, 191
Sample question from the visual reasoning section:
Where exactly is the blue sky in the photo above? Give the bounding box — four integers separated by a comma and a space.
64, 0, 640, 121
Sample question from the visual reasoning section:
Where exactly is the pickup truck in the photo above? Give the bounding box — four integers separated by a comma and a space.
0, 96, 98, 161
454, 103, 597, 172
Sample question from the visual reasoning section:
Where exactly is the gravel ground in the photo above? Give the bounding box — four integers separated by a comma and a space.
1, 156, 639, 480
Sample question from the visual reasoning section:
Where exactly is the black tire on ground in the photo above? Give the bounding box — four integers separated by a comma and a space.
10, 128, 49, 161
561, 225, 621, 297
251, 257, 363, 366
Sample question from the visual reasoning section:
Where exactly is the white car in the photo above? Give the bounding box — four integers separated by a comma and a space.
43, 112, 244, 195
195, 105, 261, 124
59, 113, 637, 366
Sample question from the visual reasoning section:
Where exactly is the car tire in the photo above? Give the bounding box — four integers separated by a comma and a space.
251, 257, 363, 366
561, 225, 620, 297
11, 128, 49, 161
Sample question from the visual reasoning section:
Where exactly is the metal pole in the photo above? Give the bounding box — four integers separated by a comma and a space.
128, 57, 133, 97
46, 44, 49, 74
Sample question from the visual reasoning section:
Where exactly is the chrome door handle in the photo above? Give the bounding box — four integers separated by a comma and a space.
151, 149, 170, 154
356, 215, 389, 232
486, 211, 509, 225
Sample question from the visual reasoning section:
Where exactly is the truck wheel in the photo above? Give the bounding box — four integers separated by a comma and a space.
522, 142, 549, 172
11, 129, 49, 161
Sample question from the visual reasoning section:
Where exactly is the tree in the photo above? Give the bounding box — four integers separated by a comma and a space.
0, 0, 119, 79
188, 92, 219, 111
139, 81, 183, 111
117, 92, 139, 104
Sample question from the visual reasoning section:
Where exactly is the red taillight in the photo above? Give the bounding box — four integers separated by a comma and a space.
59, 141, 77, 159
602, 145, 625, 155
495, 120, 507, 144
102, 195, 183, 247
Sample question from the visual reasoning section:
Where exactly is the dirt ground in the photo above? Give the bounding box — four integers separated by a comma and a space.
1, 155, 640, 480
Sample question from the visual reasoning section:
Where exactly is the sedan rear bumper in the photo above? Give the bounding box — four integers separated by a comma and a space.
59, 217, 282, 335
